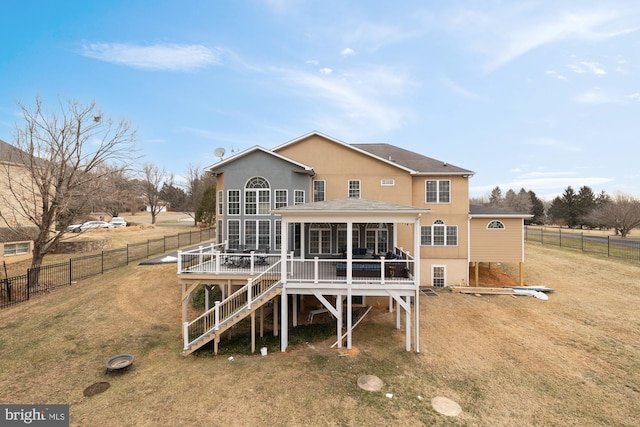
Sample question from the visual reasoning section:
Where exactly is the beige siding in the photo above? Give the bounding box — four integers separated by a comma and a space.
470, 217, 524, 262
276, 134, 414, 205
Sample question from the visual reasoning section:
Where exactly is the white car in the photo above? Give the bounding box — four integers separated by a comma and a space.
109, 217, 127, 228
68, 220, 114, 232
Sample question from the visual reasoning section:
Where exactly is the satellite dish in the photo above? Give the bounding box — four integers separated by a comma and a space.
214, 147, 226, 160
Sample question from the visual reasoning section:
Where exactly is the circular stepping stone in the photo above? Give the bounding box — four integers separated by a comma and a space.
431, 396, 462, 417
357, 375, 383, 392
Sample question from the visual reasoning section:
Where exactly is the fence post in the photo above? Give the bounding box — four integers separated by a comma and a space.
69, 259, 73, 285
608, 236, 610, 258
581, 232, 584, 252
559, 228, 562, 247
101, 251, 105, 275
126, 244, 129, 265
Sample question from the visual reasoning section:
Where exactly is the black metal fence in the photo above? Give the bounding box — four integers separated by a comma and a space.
524, 226, 640, 262
1, 228, 215, 310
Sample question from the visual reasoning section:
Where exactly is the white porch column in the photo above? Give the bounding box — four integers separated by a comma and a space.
347, 286, 352, 349
405, 296, 411, 352
414, 216, 421, 352
300, 221, 306, 260
346, 221, 353, 283
336, 295, 343, 348
281, 220, 289, 283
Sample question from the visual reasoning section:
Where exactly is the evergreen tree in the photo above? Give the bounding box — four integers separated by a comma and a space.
196, 184, 217, 226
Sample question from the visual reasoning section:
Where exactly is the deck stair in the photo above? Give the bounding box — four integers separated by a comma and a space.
182, 270, 282, 355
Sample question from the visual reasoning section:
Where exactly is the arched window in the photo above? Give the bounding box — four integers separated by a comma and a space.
420, 219, 458, 246
245, 177, 270, 215
487, 220, 505, 229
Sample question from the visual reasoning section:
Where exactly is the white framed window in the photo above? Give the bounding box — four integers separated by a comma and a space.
245, 220, 270, 250
227, 220, 240, 249
274, 189, 288, 209
365, 223, 388, 254
245, 177, 270, 215
3, 242, 30, 256
274, 220, 282, 250
217, 220, 223, 246
431, 265, 446, 287
487, 220, 505, 229
421, 220, 458, 246
217, 191, 223, 216
309, 223, 331, 254
381, 179, 395, 186
227, 190, 240, 215
294, 190, 305, 205
425, 180, 451, 203
348, 179, 360, 198
313, 180, 326, 202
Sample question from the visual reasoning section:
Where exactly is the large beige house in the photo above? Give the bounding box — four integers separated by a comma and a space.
0, 139, 36, 263
177, 132, 531, 355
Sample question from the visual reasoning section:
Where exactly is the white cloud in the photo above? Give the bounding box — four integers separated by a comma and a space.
80, 42, 219, 71
341, 48, 355, 56
568, 61, 607, 75
277, 66, 409, 132
441, 77, 485, 100
319, 67, 333, 75
306, 59, 319, 66
545, 70, 567, 80
574, 87, 622, 104
450, 6, 640, 71
525, 137, 582, 152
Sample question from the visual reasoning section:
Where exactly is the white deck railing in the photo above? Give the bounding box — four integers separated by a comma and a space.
178, 245, 415, 284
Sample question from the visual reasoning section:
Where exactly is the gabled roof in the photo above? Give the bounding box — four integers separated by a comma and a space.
205, 145, 314, 174
469, 204, 533, 218
0, 139, 23, 163
273, 131, 474, 176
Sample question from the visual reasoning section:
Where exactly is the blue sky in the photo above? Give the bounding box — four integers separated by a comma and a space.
1, 0, 639, 200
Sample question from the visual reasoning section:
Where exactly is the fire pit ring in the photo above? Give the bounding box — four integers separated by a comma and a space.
105, 354, 134, 373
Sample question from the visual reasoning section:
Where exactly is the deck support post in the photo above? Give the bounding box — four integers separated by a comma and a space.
273, 296, 279, 336
251, 311, 256, 353
280, 289, 288, 352
405, 296, 411, 352
336, 294, 343, 348
292, 294, 298, 327
347, 287, 352, 349
260, 305, 264, 338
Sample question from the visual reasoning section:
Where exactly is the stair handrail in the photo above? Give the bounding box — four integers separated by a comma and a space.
183, 258, 284, 350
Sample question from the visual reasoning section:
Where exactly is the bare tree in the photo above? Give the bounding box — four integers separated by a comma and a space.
0, 96, 136, 273
141, 163, 172, 225
585, 193, 640, 237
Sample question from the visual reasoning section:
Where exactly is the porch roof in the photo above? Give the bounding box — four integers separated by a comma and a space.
272, 198, 429, 222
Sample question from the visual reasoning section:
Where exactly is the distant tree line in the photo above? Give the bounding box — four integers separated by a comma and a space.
471, 185, 640, 238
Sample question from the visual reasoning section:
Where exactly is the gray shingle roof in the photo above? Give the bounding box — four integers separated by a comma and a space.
469, 204, 532, 217
353, 143, 474, 175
